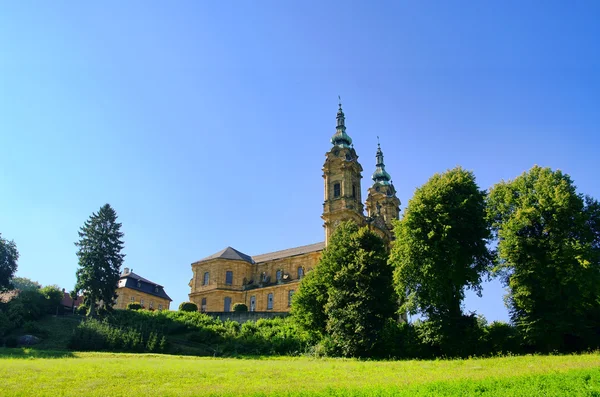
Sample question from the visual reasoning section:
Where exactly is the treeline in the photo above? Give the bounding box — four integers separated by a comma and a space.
293, 165, 600, 357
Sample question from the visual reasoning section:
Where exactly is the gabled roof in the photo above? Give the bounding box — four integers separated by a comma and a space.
195, 246, 255, 264
119, 271, 172, 301
252, 242, 325, 263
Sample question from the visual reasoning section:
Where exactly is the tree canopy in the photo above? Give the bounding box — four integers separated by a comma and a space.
0, 234, 19, 291
75, 204, 125, 317
391, 167, 491, 321
292, 221, 396, 357
10, 277, 41, 291
487, 165, 600, 351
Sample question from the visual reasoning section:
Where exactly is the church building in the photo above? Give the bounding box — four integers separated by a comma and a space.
188, 101, 400, 313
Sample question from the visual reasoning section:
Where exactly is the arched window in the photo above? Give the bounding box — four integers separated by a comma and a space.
333, 183, 341, 198
224, 297, 232, 312
203, 272, 210, 286
250, 296, 256, 312
267, 293, 274, 310
297, 267, 304, 279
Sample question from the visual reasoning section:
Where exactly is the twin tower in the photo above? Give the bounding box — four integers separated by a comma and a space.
322, 101, 401, 245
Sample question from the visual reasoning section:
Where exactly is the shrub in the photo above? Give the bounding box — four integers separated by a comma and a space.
23, 321, 48, 337
69, 319, 165, 353
76, 304, 88, 316
5, 336, 18, 348
127, 302, 142, 311
232, 303, 248, 312
0, 311, 12, 337
179, 302, 198, 312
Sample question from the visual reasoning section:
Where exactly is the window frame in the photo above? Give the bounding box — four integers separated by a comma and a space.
203, 271, 210, 286
267, 293, 273, 310
225, 270, 233, 286
333, 182, 341, 198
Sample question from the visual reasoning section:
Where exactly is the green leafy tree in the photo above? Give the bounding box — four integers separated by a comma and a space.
178, 302, 198, 312
75, 204, 125, 317
10, 277, 41, 291
487, 166, 600, 351
40, 285, 64, 314
293, 221, 396, 357
0, 234, 19, 291
69, 290, 78, 313
390, 167, 491, 354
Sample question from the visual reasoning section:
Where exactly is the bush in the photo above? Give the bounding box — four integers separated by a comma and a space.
179, 302, 198, 312
69, 319, 165, 353
40, 285, 64, 314
5, 336, 18, 348
232, 303, 248, 312
76, 304, 88, 316
127, 302, 142, 311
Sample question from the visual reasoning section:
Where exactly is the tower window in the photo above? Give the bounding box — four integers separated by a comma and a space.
267, 293, 273, 310
225, 271, 233, 285
224, 297, 232, 312
201, 298, 207, 312
297, 267, 304, 279
250, 296, 256, 312
203, 272, 210, 285
334, 183, 341, 198
352, 184, 356, 198
276, 270, 282, 282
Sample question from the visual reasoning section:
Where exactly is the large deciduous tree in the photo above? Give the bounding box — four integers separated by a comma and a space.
75, 204, 125, 317
487, 166, 600, 351
10, 277, 41, 291
292, 221, 396, 357
390, 167, 491, 354
0, 234, 19, 291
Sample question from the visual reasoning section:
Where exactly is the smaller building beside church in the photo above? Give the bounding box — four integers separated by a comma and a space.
115, 268, 172, 310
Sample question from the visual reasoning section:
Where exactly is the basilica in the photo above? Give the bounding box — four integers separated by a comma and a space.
188, 102, 400, 313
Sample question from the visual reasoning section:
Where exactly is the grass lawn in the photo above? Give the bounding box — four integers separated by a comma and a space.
0, 349, 599, 396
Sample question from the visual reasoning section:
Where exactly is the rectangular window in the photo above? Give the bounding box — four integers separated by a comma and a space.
267, 293, 273, 310
250, 296, 256, 312
201, 298, 207, 312
333, 183, 341, 198
276, 270, 282, 282
203, 272, 210, 286
224, 297, 232, 312
288, 290, 295, 307
158, 304, 162, 310
140, 299, 144, 307
149, 301, 153, 309
130, 296, 135, 302
297, 267, 304, 279
225, 271, 233, 285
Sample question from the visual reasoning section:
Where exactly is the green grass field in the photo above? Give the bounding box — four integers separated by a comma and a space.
1, 349, 600, 396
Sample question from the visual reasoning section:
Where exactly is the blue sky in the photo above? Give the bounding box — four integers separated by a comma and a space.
1, 1, 599, 321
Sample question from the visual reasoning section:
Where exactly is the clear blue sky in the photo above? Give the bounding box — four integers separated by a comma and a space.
1, 1, 599, 322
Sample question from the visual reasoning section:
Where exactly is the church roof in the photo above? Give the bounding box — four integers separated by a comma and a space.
195, 246, 255, 264
252, 242, 325, 263
194, 242, 325, 266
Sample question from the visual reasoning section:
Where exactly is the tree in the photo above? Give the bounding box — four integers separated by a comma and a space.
292, 221, 397, 357
10, 277, 41, 291
0, 234, 19, 291
69, 289, 78, 313
487, 166, 600, 351
390, 167, 491, 355
178, 302, 198, 312
75, 204, 125, 317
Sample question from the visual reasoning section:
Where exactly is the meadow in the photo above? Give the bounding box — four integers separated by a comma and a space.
1, 349, 599, 396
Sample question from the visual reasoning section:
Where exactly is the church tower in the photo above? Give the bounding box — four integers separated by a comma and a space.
365, 142, 401, 241
322, 100, 365, 245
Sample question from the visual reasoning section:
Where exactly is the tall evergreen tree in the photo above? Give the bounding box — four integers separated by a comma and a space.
488, 166, 600, 351
75, 204, 125, 317
0, 233, 19, 291
292, 221, 396, 357
390, 167, 491, 354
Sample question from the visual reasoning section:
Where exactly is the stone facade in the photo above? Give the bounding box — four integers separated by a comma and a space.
188, 101, 400, 314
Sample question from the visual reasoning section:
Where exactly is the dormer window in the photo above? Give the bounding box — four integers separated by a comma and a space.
154, 286, 159, 293
137, 280, 141, 288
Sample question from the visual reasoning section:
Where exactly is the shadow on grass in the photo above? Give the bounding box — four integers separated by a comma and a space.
0, 347, 76, 359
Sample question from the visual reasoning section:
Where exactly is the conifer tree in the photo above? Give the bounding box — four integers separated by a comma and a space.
75, 204, 125, 317
0, 233, 19, 291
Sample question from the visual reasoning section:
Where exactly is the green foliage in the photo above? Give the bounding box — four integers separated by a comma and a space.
293, 221, 397, 357
76, 303, 88, 316
75, 204, 125, 317
68, 319, 165, 353
390, 167, 491, 352
487, 166, 600, 351
4, 336, 17, 348
10, 277, 41, 291
178, 302, 198, 312
232, 303, 248, 312
0, 311, 10, 337
0, 234, 19, 291
40, 285, 64, 314
127, 302, 142, 311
